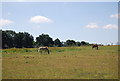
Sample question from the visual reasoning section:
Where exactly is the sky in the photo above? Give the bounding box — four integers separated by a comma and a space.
1, 0, 119, 2
0, 2, 118, 45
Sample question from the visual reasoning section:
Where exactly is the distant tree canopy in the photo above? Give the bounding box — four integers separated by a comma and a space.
66, 40, 76, 46
15, 32, 34, 48
2, 30, 17, 48
54, 38, 62, 47
81, 41, 89, 46
81, 41, 86, 46
2, 30, 34, 48
1, 30, 91, 49
76, 41, 81, 46
36, 34, 54, 47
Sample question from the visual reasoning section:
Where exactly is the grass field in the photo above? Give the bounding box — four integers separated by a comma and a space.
1, 46, 119, 79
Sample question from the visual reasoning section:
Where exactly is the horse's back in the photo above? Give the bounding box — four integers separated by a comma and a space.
38, 46, 50, 54
92, 44, 98, 50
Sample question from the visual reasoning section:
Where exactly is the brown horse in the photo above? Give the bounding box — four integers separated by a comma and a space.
92, 44, 98, 50
38, 46, 50, 54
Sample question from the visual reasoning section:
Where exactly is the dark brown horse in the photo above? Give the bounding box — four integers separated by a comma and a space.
92, 44, 98, 50
38, 46, 50, 54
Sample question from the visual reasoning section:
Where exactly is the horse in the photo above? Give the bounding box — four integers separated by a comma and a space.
38, 46, 50, 54
92, 44, 98, 50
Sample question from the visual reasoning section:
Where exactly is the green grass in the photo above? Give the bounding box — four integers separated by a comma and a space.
2, 46, 118, 79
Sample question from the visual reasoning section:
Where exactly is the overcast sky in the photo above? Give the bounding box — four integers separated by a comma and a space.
0, 2, 118, 45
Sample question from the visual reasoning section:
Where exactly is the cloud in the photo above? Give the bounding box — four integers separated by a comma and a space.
85, 22, 99, 29
81, 40, 89, 42
103, 24, 118, 29
30, 16, 53, 24
0, 19, 14, 26
110, 13, 120, 19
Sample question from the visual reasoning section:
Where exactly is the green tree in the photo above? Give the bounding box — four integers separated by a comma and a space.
36, 34, 54, 47
0, 30, 2, 49
66, 40, 76, 46
2, 30, 16, 48
81, 41, 86, 46
76, 41, 81, 46
15, 32, 24, 48
22, 32, 34, 48
2, 31, 8, 48
61, 41, 66, 47
15, 32, 34, 48
54, 38, 62, 47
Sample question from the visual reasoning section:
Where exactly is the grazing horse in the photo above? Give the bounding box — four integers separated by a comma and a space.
92, 44, 98, 50
38, 46, 50, 54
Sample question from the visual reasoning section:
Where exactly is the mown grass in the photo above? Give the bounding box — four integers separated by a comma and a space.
2, 45, 118, 79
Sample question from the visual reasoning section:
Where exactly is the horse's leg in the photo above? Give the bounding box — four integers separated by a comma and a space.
38, 48, 40, 52
48, 49, 50, 54
40, 50, 42, 54
97, 46, 98, 50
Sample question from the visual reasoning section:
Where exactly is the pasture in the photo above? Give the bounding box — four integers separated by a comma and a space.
1, 46, 118, 79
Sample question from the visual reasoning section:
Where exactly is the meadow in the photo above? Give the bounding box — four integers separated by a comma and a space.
1, 45, 118, 79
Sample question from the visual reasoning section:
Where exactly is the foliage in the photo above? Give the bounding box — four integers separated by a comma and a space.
15, 32, 34, 48
76, 41, 81, 46
2, 30, 34, 48
66, 40, 76, 46
2, 30, 92, 49
2, 30, 16, 48
54, 38, 62, 47
36, 34, 54, 47
81, 41, 89, 46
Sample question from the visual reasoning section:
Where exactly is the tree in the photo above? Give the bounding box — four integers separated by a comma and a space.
15, 32, 24, 48
85, 42, 90, 45
2, 31, 8, 48
61, 41, 66, 47
81, 41, 87, 46
0, 30, 2, 49
66, 40, 76, 46
15, 32, 34, 48
54, 38, 62, 47
22, 32, 34, 48
2, 30, 16, 48
36, 34, 54, 47
76, 41, 81, 46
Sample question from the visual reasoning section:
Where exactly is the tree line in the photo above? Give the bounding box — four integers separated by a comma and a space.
1, 30, 90, 49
